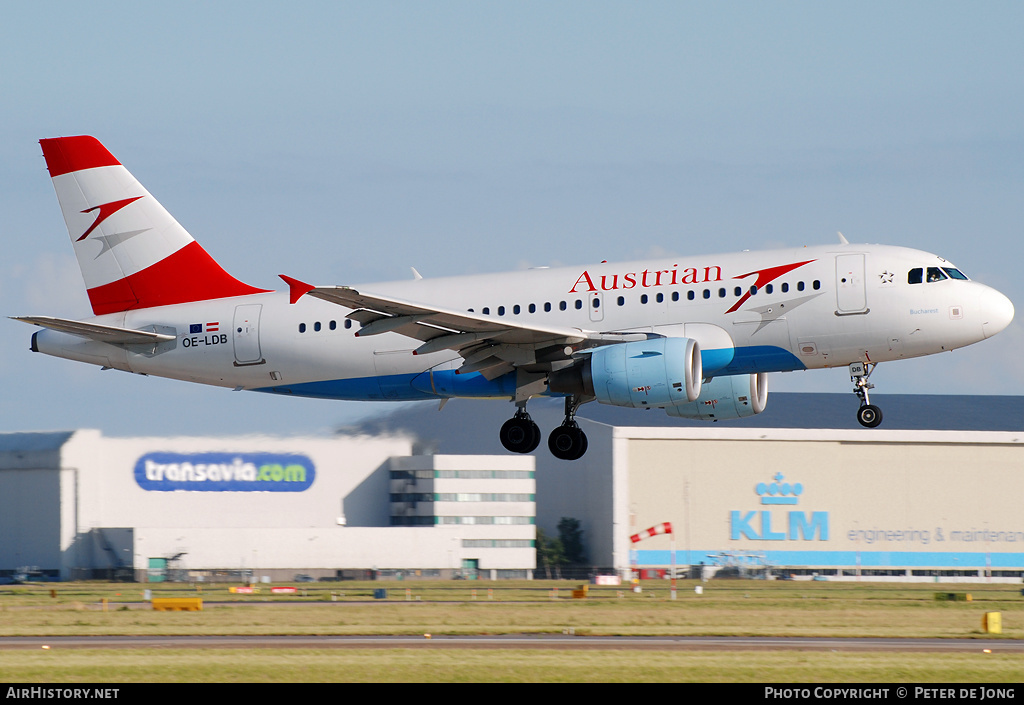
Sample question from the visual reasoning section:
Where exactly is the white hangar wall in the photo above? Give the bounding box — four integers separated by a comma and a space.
62, 429, 407, 528
534, 424, 1024, 580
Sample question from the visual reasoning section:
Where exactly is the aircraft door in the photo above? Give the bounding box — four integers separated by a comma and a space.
836, 254, 867, 314
232, 304, 264, 366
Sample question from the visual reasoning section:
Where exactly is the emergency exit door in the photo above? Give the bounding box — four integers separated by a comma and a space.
232, 304, 264, 365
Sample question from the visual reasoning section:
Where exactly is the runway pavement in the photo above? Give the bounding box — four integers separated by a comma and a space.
1, 635, 1021, 652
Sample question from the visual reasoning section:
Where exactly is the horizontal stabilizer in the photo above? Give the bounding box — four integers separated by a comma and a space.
11, 316, 176, 345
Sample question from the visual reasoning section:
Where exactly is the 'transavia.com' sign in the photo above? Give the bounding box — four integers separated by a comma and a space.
134, 452, 315, 492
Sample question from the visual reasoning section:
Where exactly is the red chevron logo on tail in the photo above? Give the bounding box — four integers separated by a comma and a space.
77, 196, 144, 241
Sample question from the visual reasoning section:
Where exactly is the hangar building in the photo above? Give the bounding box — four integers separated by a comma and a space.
2, 393, 1022, 583
543, 424, 1024, 582
365, 393, 1024, 583
0, 430, 535, 581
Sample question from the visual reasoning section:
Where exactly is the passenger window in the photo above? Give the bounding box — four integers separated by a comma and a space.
592, 298, 600, 309
703, 289, 711, 299
329, 320, 337, 330
687, 291, 695, 301
926, 267, 947, 283
299, 323, 306, 333
734, 286, 742, 297
797, 281, 805, 292
575, 299, 582, 310
640, 294, 649, 304
671, 291, 679, 302
544, 302, 552, 312
344, 320, 352, 329
718, 288, 726, 298
812, 280, 820, 290
908, 268, 923, 284
482, 307, 490, 315
314, 321, 321, 332
498, 306, 505, 316
765, 284, 773, 294
656, 293, 664, 303
781, 282, 789, 293
617, 296, 625, 306
559, 301, 567, 311
750, 286, 758, 295
513, 304, 521, 314
528, 303, 536, 313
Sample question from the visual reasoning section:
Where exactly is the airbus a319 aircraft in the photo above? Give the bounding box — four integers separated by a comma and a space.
15, 136, 1015, 459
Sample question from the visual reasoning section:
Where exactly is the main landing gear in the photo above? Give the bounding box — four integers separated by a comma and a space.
499, 396, 589, 460
548, 396, 588, 461
850, 361, 883, 428
499, 404, 541, 454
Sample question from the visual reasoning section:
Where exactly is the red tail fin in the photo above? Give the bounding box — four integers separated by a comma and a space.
41, 136, 268, 314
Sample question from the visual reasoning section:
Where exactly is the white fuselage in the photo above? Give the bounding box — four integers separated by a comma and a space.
33, 242, 1013, 404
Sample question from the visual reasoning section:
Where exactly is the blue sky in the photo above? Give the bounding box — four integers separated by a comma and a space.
2, 2, 1022, 436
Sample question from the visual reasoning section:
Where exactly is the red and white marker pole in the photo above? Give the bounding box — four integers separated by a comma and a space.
629, 522, 676, 600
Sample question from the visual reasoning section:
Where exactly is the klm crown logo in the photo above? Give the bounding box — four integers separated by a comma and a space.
757, 473, 803, 505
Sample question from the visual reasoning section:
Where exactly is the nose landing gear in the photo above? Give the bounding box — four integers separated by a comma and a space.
850, 361, 883, 428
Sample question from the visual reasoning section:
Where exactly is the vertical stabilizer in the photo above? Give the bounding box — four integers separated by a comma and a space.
39, 136, 268, 315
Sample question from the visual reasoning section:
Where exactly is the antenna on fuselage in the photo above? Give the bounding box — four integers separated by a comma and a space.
837, 231, 849, 245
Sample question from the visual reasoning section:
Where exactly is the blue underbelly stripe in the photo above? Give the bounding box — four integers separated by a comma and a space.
252, 346, 805, 401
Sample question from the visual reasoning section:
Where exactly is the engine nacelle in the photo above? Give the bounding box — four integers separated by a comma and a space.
665, 372, 767, 421
550, 338, 701, 408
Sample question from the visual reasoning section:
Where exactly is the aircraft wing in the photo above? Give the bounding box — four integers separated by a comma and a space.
11, 316, 176, 346
280, 275, 646, 377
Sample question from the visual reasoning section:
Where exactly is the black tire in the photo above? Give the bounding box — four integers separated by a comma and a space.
856, 404, 883, 428
500, 417, 539, 453
548, 425, 588, 460
524, 421, 542, 453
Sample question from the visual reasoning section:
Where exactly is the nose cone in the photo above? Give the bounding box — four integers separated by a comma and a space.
982, 288, 1014, 339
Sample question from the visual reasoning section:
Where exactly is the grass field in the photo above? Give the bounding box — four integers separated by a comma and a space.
2, 649, 1022, 683
1, 580, 1021, 682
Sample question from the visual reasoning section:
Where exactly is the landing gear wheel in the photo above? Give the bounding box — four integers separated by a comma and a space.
856, 404, 883, 428
524, 420, 541, 453
548, 424, 588, 461
849, 362, 883, 429
499, 414, 540, 454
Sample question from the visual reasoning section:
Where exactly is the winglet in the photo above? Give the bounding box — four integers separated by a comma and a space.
279, 275, 315, 304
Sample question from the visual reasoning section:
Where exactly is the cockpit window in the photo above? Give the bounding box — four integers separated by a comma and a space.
910, 266, 966, 284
